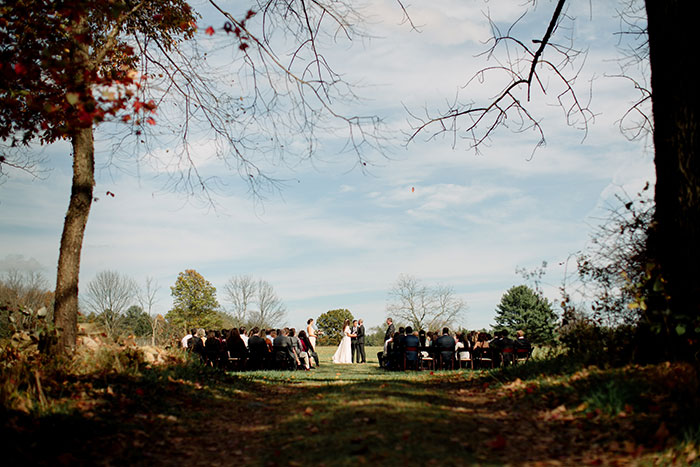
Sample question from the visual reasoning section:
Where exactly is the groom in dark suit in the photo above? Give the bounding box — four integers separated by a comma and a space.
351, 320, 359, 363
356, 319, 366, 363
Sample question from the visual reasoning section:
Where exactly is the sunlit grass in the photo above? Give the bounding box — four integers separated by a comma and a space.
3, 341, 699, 465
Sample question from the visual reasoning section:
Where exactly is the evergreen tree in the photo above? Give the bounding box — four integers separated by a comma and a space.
122, 305, 152, 338
494, 285, 557, 344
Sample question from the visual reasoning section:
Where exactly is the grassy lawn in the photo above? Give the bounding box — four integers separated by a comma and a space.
3, 344, 700, 466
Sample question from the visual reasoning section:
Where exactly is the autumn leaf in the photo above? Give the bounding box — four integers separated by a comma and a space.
205, 26, 215, 36
66, 92, 80, 106
13, 62, 27, 75
486, 434, 506, 450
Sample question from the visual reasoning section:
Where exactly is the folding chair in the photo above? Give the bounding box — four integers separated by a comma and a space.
474, 347, 495, 369
403, 346, 420, 370
437, 350, 455, 370
456, 349, 473, 369
420, 348, 435, 370
515, 346, 533, 364
500, 347, 515, 366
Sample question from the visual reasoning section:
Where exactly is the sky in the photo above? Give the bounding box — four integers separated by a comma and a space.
0, 0, 653, 332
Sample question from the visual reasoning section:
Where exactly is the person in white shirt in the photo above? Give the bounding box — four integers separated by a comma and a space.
181, 328, 195, 349
306, 318, 319, 349
239, 326, 249, 348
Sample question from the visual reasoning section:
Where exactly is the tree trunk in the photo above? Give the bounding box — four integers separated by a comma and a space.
645, 1, 700, 359
51, 126, 95, 356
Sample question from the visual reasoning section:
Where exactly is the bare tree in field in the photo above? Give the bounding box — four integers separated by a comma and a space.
387, 274, 466, 331
82, 270, 137, 339
137, 276, 161, 346
251, 279, 286, 329
224, 275, 257, 325
0, 270, 53, 335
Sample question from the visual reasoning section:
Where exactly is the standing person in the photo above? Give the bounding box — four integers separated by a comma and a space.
307, 318, 319, 350
384, 318, 395, 343
332, 319, 354, 364
356, 319, 366, 363
350, 319, 359, 363
378, 318, 395, 368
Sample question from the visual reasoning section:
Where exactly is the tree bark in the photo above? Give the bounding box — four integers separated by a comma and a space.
52, 126, 95, 356
645, 0, 700, 358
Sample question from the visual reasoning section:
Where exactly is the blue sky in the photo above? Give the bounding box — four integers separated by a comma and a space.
0, 0, 653, 332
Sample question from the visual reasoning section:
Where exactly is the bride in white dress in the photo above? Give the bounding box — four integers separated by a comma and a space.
332, 319, 355, 364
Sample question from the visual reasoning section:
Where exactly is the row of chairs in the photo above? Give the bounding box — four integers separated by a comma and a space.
225, 346, 302, 371
402, 346, 533, 371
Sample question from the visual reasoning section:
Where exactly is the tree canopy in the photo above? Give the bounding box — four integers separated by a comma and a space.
386, 274, 466, 332
316, 308, 353, 345
494, 285, 557, 344
166, 269, 221, 332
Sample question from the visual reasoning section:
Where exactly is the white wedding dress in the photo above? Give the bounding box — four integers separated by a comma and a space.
332, 326, 353, 364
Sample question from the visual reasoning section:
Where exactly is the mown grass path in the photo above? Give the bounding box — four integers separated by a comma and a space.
128, 348, 698, 466
5, 346, 699, 466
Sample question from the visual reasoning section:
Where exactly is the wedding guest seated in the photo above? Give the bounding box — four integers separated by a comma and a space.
289, 328, 309, 370
227, 328, 248, 369
247, 327, 269, 370
188, 328, 206, 361
402, 326, 420, 370
434, 327, 456, 369
490, 330, 516, 366
266, 329, 276, 352
181, 328, 195, 349
514, 330, 531, 349
386, 332, 402, 370
204, 330, 223, 367
239, 326, 249, 348
455, 332, 471, 358
272, 327, 298, 370
418, 329, 427, 348
298, 330, 318, 368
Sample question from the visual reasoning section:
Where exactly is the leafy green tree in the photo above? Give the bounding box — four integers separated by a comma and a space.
122, 305, 152, 337
494, 285, 557, 344
166, 269, 221, 333
316, 309, 353, 346
365, 325, 386, 347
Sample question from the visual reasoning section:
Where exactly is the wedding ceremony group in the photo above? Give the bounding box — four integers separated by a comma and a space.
181, 318, 326, 371
180, 315, 533, 372
376, 318, 533, 371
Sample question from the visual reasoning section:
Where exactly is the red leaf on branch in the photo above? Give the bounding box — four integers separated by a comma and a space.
205, 26, 215, 36
14, 62, 27, 75
146, 117, 156, 125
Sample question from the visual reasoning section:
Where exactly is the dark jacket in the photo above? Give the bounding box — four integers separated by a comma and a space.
227, 335, 248, 358
248, 335, 269, 357
273, 334, 296, 361
384, 323, 395, 342
357, 325, 365, 344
